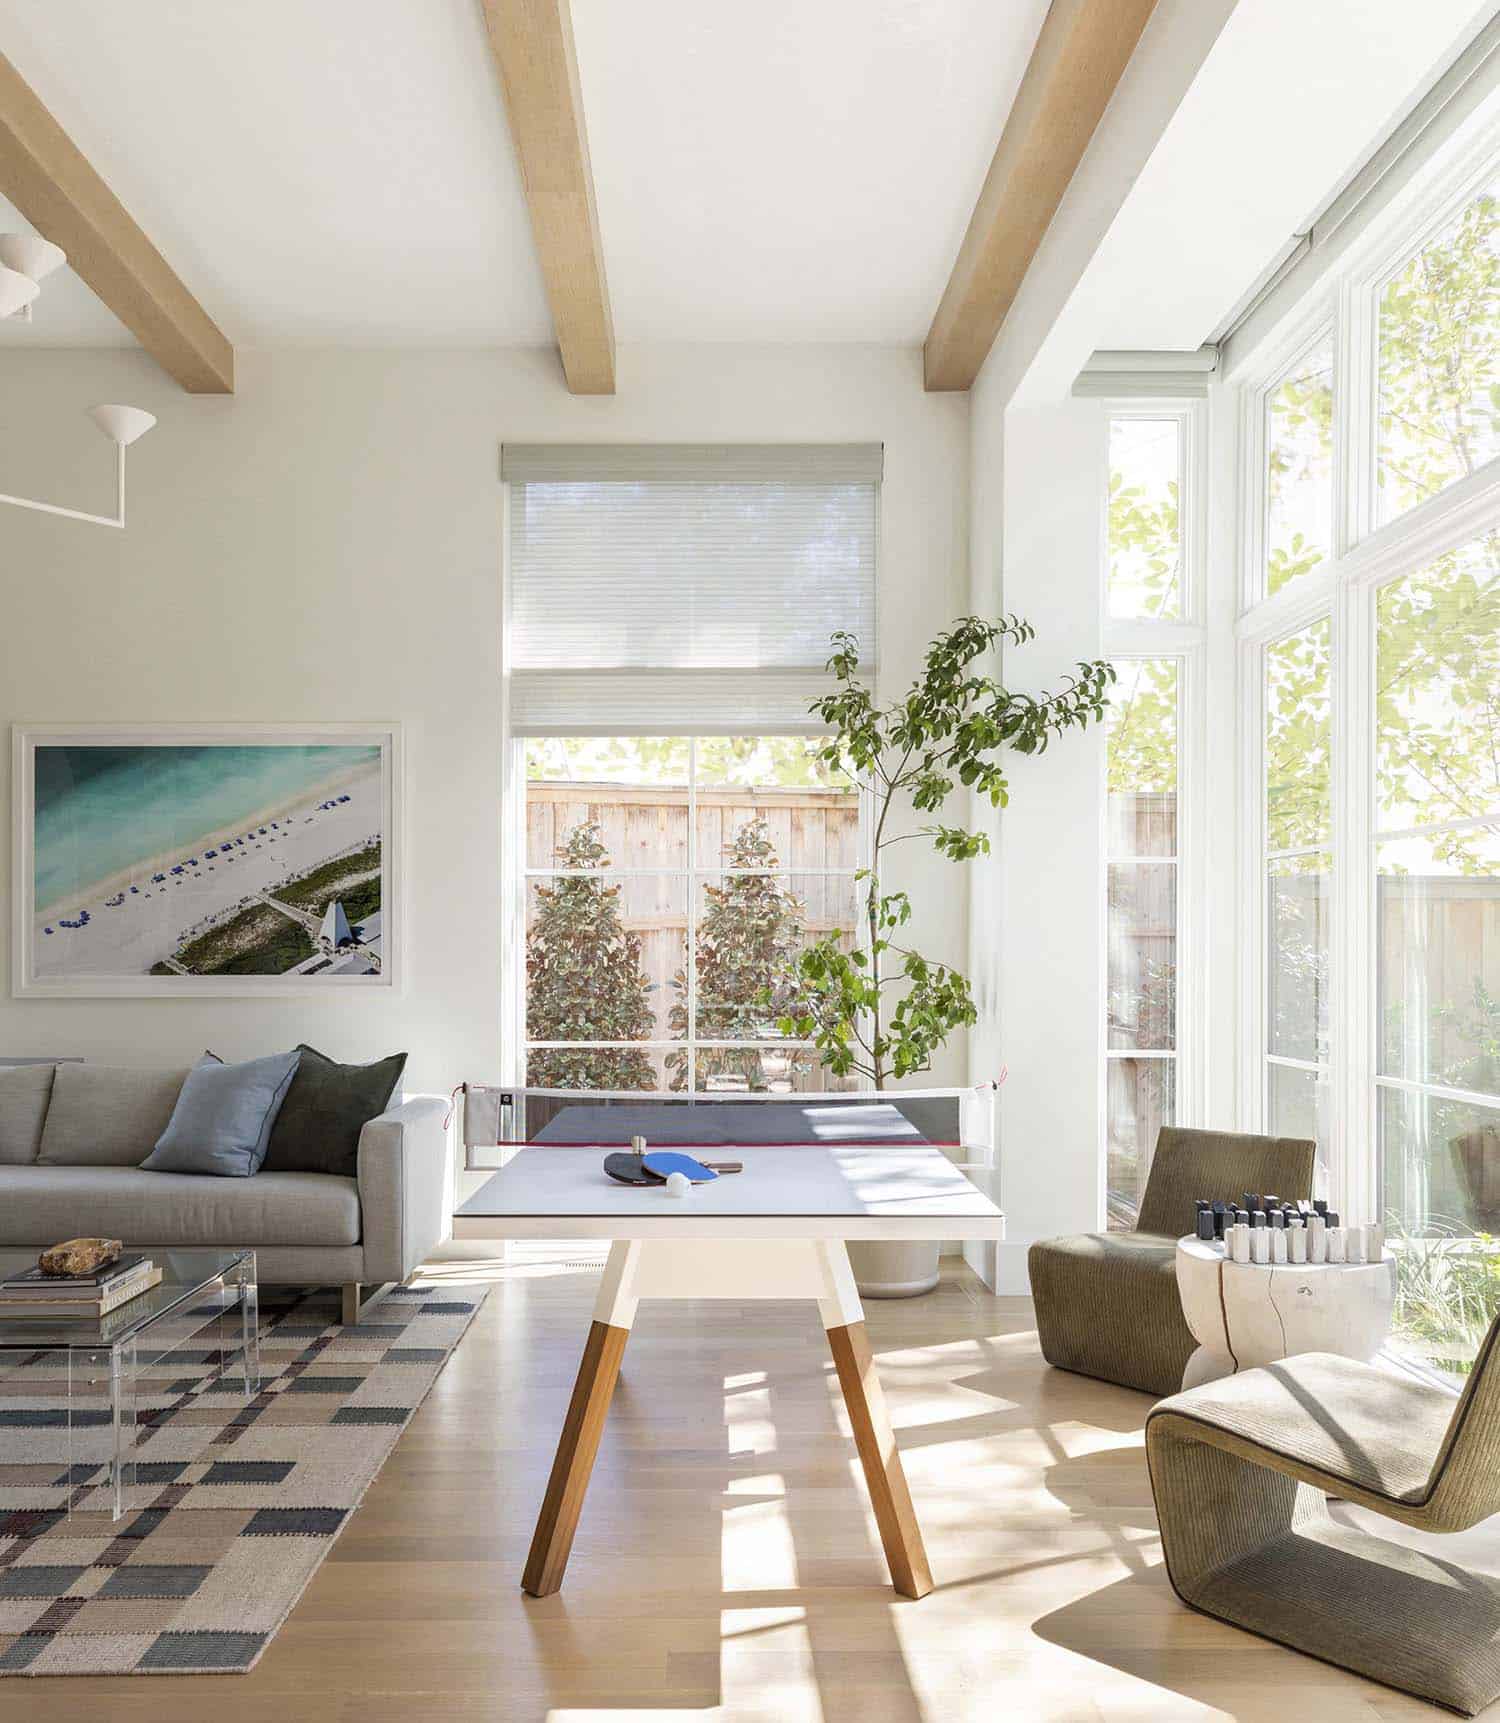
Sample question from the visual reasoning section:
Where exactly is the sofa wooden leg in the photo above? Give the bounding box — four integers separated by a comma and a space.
341, 1283, 361, 1324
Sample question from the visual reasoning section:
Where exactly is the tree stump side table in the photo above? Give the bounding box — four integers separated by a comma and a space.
1174, 1235, 1398, 1390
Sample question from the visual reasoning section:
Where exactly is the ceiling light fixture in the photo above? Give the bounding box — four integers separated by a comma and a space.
0, 232, 66, 321
0, 230, 157, 528
1, 403, 157, 529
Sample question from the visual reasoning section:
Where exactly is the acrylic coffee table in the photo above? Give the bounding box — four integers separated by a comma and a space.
0, 1247, 258, 1517
456, 1143, 1005, 1600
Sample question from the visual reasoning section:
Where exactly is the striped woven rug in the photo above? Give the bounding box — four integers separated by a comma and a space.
0, 1279, 484, 1676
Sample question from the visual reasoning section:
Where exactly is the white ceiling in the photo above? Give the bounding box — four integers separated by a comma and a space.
1014, 0, 1495, 401
0, 0, 1048, 351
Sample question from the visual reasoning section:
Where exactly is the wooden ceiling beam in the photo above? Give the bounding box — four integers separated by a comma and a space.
480, 0, 615, 395
924, 0, 1160, 393
0, 50, 233, 394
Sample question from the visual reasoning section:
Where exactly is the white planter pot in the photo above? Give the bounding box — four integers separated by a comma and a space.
848, 1238, 940, 1299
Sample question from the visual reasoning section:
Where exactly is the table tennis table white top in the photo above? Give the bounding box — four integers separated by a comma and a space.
454, 1143, 1005, 1241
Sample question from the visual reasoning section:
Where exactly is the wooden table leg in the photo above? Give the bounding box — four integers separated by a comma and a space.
826, 1319, 933, 1599
522, 1318, 629, 1597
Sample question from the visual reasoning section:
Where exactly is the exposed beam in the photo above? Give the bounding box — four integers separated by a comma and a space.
481, 0, 615, 395
923, 0, 1159, 393
0, 50, 233, 394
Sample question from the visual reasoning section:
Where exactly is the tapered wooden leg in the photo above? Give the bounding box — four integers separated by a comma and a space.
522, 1318, 630, 1597
826, 1319, 933, 1599
341, 1283, 361, 1324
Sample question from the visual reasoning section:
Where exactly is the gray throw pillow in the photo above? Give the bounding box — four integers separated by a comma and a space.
142, 1049, 302, 1178
262, 1044, 407, 1178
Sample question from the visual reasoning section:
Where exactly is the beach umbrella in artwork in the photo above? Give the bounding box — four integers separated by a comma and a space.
320, 900, 354, 948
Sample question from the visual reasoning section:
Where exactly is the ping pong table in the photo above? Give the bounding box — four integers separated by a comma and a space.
455, 1099, 1005, 1601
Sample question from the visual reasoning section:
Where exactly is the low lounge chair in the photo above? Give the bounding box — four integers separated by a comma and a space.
1147, 1321, 1500, 1714
1027, 1126, 1316, 1397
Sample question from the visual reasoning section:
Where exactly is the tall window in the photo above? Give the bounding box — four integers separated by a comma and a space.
1107, 415, 1184, 619
522, 736, 860, 1093
1105, 658, 1181, 1227
1238, 133, 1500, 1372
1263, 621, 1332, 1161
504, 442, 880, 1098
1375, 532, 1500, 1238
1377, 179, 1499, 524
1264, 334, 1335, 593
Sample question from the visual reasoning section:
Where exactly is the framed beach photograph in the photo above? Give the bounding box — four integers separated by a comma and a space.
11, 725, 402, 996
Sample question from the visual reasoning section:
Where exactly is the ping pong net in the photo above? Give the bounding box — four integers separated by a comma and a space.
460, 1084, 998, 1171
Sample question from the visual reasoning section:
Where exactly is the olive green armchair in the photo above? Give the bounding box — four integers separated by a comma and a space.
1027, 1126, 1317, 1398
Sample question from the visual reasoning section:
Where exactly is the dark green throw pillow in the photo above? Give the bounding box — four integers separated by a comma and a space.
261, 1044, 407, 1178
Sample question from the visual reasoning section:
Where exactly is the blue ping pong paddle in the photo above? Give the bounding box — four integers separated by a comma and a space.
642, 1151, 741, 1183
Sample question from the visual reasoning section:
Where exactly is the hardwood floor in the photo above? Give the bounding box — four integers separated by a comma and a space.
6, 1252, 1499, 1721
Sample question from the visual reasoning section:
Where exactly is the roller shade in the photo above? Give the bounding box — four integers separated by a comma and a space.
505, 444, 880, 736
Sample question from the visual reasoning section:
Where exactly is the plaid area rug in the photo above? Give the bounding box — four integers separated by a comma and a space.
0, 1280, 484, 1676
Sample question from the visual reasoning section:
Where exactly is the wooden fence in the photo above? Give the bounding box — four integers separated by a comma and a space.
527, 782, 861, 1042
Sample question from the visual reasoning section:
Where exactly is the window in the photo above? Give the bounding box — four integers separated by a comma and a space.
505, 443, 879, 1099
1375, 531, 1500, 1238
1107, 416, 1183, 619
1264, 334, 1335, 594
1104, 657, 1180, 1227
1236, 125, 1500, 1373
523, 736, 860, 1093
1378, 179, 1500, 525
1264, 621, 1332, 1161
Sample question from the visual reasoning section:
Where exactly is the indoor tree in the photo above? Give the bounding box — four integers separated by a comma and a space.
666, 815, 810, 1091
774, 616, 1114, 1087
525, 820, 658, 1090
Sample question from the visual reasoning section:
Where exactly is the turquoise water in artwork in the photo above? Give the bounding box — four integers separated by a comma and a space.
33, 744, 381, 910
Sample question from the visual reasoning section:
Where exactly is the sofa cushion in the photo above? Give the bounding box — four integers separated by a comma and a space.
263, 1044, 407, 1178
37, 1064, 191, 1167
0, 1166, 361, 1249
143, 1049, 301, 1178
0, 1063, 55, 1165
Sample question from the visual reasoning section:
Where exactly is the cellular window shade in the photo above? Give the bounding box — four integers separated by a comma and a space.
505, 444, 880, 735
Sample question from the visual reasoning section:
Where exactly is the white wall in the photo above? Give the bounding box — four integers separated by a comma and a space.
0, 344, 969, 1097
968, 388, 1107, 1290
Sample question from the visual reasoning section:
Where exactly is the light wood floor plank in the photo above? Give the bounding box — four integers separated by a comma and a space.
3, 1258, 1498, 1719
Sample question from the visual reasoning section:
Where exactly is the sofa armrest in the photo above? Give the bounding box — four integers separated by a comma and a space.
356, 1095, 449, 1285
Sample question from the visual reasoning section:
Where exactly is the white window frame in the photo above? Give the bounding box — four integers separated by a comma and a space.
1232, 109, 1500, 1224
1101, 397, 1209, 1222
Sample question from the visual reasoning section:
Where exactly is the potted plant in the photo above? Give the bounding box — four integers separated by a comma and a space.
775, 616, 1113, 1293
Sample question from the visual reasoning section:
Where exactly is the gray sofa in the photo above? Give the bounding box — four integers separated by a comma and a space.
0, 1061, 448, 1321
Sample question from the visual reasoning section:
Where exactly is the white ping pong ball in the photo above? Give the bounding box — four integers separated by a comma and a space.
665, 1170, 691, 1198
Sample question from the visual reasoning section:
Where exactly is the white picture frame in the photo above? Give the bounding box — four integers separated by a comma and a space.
12, 723, 403, 997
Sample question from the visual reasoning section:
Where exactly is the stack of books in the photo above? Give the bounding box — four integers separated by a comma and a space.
0, 1254, 161, 1319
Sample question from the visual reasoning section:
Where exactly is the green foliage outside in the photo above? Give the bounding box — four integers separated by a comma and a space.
525, 822, 657, 1091
666, 816, 810, 1091
775, 616, 1113, 1088
1378, 188, 1499, 517
1265, 339, 1334, 595
1107, 420, 1180, 619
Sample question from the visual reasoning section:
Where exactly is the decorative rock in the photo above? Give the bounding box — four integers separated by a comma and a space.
39, 1236, 122, 1278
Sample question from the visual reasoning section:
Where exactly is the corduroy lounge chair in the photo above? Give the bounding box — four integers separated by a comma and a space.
1147, 1319, 1500, 1715
1027, 1126, 1317, 1397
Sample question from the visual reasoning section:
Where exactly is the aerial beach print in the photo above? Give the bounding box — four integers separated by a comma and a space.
16, 730, 396, 993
